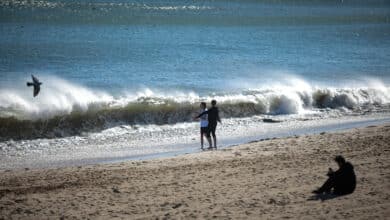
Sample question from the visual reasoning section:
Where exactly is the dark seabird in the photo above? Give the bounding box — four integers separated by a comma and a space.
26, 74, 42, 97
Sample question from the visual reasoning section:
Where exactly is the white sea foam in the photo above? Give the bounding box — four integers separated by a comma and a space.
0, 1, 214, 11
0, 75, 389, 121
0, 76, 114, 119
1, 113, 390, 169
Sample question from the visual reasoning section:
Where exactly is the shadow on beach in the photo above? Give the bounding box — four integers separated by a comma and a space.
307, 193, 346, 202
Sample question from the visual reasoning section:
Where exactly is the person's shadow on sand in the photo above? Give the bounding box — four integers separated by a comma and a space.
307, 193, 345, 202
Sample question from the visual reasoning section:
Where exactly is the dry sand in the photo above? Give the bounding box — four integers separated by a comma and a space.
1, 124, 389, 219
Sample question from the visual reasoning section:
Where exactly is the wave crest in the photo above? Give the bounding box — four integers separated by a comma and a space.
0, 77, 389, 140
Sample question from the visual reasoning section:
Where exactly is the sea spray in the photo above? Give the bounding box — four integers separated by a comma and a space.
0, 76, 389, 140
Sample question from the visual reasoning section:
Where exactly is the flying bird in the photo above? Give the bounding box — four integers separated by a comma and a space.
26, 74, 42, 97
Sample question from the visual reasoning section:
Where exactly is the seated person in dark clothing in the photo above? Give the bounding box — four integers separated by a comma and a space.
313, 155, 356, 195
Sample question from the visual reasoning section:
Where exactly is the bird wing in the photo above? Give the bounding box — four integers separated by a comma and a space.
33, 85, 40, 97
32, 74, 40, 84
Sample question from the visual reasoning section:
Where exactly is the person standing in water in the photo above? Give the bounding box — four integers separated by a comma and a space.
198, 102, 212, 150
195, 100, 221, 149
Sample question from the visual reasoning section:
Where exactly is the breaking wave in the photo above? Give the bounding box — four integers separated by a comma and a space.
0, 76, 389, 140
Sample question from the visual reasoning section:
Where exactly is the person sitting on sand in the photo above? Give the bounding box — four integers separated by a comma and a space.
195, 100, 221, 149
198, 102, 212, 150
313, 155, 356, 195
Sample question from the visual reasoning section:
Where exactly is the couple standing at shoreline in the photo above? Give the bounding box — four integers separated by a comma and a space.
194, 100, 221, 150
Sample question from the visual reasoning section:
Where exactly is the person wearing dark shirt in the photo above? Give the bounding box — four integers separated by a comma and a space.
195, 100, 221, 149
313, 155, 356, 195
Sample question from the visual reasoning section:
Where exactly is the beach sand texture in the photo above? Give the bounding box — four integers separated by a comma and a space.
1, 124, 389, 219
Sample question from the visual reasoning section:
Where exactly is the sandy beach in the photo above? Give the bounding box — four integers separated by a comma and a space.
0, 124, 389, 219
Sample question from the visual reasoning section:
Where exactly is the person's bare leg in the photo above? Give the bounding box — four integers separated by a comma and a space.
207, 136, 212, 149
206, 136, 212, 149
200, 133, 204, 149
210, 128, 217, 148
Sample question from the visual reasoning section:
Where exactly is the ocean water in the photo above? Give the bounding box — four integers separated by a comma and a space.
0, 0, 390, 168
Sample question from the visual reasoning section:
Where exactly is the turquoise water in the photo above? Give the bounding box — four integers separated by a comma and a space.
0, 0, 390, 139
1, 0, 389, 91
1, 0, 390, 168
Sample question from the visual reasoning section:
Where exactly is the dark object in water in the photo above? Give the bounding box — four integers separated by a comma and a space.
263, 118, 281, 123
26, 74, 42, 97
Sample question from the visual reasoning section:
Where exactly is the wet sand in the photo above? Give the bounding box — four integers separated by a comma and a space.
1, 124, 389, 219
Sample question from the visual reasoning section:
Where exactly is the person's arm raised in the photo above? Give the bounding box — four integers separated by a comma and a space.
193, 110, 208, 120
